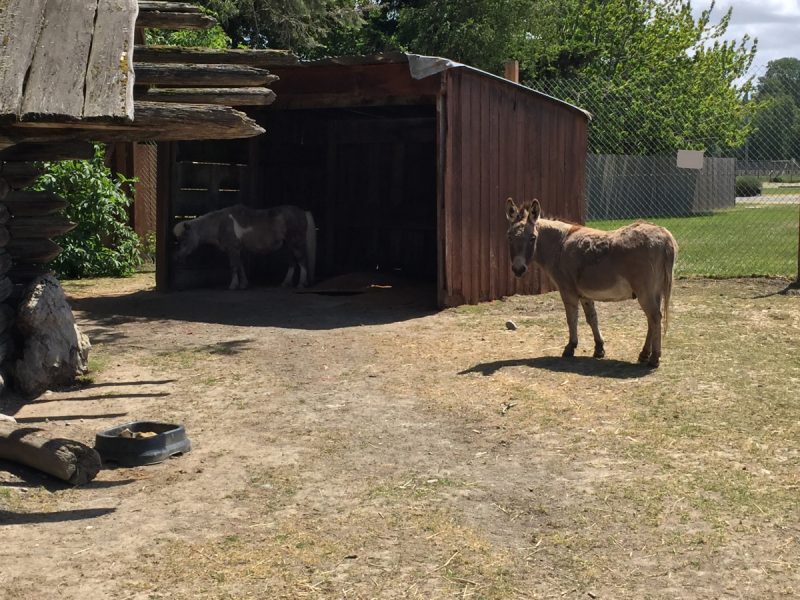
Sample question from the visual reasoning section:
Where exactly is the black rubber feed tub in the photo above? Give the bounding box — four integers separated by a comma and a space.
95, 421, 192, 467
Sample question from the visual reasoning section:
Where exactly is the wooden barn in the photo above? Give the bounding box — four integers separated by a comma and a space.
157, 53, 590, 307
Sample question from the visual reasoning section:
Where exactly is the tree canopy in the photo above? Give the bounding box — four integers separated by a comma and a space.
748, 57, 800, 161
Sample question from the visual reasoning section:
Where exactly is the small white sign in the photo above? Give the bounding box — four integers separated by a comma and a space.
677, 150, 704, 170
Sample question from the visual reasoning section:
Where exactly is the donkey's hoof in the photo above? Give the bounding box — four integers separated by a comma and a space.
562, 345, 575, 358
638, 351, 651, 363
593, 346, 605, 359
647, 356, 661, 368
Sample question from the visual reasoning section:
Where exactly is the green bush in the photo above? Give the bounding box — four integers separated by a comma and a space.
29, 145, 143, 279
735, 176, 762, 197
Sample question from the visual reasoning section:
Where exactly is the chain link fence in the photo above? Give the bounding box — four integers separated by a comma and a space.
527, 65, 800, 279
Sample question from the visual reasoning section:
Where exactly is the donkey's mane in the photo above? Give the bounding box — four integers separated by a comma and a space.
515, 199, 582, 230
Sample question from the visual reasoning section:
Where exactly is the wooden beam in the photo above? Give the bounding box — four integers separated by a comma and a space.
504, 60, 519, 83
0, 142, 96, 162
8, 101, 265, 142
139, 1, 202, 13
0, 0, 48, 119
6, 238, 63, 263
8, 216, 77, 239
132, 45, 300, 68
20, 0, 98, 121
83, 0, 138, 121
0, 163, 43, 190
135, 11, 216, 31
134, 63, 277, 87
7, 264, 54, 283
2, 191, 69, 217
135, 87, 277, 106
273, 94, 438, 111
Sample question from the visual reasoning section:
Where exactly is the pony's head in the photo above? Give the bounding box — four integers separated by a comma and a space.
505, 198, 541, 278
173, 220, 199, 262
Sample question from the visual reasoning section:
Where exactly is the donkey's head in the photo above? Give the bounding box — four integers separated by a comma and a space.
173, 220, 199, 262
506, 198, 541, 278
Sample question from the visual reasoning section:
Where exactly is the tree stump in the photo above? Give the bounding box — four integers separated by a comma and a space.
0, 422, 101, 485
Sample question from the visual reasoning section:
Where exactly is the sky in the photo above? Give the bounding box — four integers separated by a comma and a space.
694, 0, 800, 69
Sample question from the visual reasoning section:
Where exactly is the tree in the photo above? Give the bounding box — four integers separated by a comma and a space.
30, 146, 143, 279
748, 58, 800, 161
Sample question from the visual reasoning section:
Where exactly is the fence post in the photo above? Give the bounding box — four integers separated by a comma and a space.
504, 61, 519, 83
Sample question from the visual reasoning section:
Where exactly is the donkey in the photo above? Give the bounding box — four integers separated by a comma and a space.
506, 198, 677, 367
173, 204, 316, 290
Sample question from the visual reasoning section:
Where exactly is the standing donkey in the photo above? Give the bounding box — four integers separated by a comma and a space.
174, 204, 316, 290
506, 198, 677, 367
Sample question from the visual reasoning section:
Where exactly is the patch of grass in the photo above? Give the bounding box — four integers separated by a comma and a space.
87, 345, 112, 374
588, 203, 799, 277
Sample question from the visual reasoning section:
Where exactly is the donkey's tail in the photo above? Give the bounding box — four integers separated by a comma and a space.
305, 211, 317, 285
663, 232, 678, 336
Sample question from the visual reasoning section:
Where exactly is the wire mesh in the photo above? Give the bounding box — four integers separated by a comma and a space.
526, 65, 800, 278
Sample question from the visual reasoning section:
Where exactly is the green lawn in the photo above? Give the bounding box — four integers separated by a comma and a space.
588, 203, 799, 277
761, 186, 800, 195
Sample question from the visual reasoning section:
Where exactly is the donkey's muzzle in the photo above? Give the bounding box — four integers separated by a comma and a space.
511, 258, 528, 278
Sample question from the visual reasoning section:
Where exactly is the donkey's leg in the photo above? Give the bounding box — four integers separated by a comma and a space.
637, 295, 663, 367
561, 295, 580, 357
227, 248, 246, 290
238, 263, 249, 289
281, 266, 296, 287
581, 299, 605, 358
288, 243, 310, 288
298, 264, 308, 288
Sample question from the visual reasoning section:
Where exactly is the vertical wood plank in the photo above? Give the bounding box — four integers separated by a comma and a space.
488, 82, 500, 301
469, 74, 482, 303
505, 90, 518, 298
448, 71, 463, 305
22, 0, 99, 120
437, 93, 448, 307
0, 0, 48, 118
460, 73, 473, 303
155, 141, 172, 291
479, 76, 491, 302
497, 89, 511, 299
84, 0, 137, 120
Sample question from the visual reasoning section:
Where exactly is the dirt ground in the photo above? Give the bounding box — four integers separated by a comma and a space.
1, 273, 799, 600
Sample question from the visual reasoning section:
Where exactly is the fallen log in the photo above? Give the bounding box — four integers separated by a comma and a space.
0, 422, 102, 485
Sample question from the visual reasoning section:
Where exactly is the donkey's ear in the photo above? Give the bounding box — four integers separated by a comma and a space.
505, 198, 519, 222
529, 199, 541, 222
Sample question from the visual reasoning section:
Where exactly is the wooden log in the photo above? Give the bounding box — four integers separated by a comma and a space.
132, 45, 300, 68
0, 249, 11, 276
0, 163, 43, 190
20, 0, 98, 121
135, 87, 277, 106
9, 215, 77, 239
7, 263, 54, 283
135, 11, 216, 30
0, 142, 96, 162
0, 0, 49, 119
0, 277, 12, 303
0, 303, 13, 335
139, 1, 202, 13
6, 238, 62, 263
3, 191, 68, 217
134, 63, 276, 87
83, 0, 137, 121
0, 180, 8, 202
0, 422, 102, 486
9, 102, 266, 142
0, 227, 9, 248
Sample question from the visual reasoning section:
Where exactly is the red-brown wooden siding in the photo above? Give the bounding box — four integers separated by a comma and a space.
440, 68, 588, 307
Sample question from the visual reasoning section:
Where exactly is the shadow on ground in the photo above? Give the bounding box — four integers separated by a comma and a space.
460, 355, 655, 379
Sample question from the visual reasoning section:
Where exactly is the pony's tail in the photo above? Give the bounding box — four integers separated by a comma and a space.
305, 211, 317, 285
662, 233, 678, 337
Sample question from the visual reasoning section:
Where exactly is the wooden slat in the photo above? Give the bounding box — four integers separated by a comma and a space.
0, 180, 8, 203
10, 101, 265, 142
135, 87, 277, 106
2, 191, 68, 217
0, 142, 95, 162
469, 75, 481, 303
488, 81, 500, 303
133, 45, 300, 68
479, 77, 491, 302
446, 71, 462, 306
134, 63, 276, 87
6, 263, 54, 283
84, 0, 137, 121
0, 0, 48, 119
0, 227, 9, 247
139, 1, 202, 13
21, 0, 98, 121
8, 215, 77, 239
135, 11, 216, 30
0, 163, 43, 190
6, 238, 62, 263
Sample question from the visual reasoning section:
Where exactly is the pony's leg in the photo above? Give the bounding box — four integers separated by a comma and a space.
298, 264, 308, 288
227, 248, 245, 290
281, 266, 296, 287
238, 264, 249, 290
561, 294, 580, 357
581, 299, 605, 358
637, 294, 662, 367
